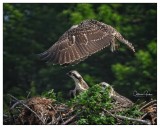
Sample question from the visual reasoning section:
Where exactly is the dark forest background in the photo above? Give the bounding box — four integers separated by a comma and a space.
3, 3, 157, 111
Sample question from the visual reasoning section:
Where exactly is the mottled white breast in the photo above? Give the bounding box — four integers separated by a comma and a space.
75, 81, 87, 91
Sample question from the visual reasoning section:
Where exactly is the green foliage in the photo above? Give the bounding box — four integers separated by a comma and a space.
123, 105, 143, 118
41, 89, 56, 100
112, 64, 135, 80
63, 3, 96, 24
56, 91, 65, 102
97, 4, 122, 26
68, 84, 115, 124
41, 89, 65, 103
117, 105, 143, 125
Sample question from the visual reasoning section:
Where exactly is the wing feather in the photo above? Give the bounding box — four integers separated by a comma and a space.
71, 45, 81, 60
74, 44, 83, 58
65, 50, 70, 63
53, 51, 60, 64
75, 40, 88, 56
38, 19, 135, 65
59, 50, 65, 64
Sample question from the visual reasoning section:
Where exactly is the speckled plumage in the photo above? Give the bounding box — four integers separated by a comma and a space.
39, 19, 135, 66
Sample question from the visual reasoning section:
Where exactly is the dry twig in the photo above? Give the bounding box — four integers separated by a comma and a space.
61, 114, 77, 125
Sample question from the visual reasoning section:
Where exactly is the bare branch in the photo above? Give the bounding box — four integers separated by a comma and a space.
61, 114, 77, 125
140, 100, 157, 111
114, 114, 151, 125
10, 100, 24, 110
103, 108, 151, 125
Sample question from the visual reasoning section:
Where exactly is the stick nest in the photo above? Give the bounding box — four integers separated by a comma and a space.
4, 94, 157, 125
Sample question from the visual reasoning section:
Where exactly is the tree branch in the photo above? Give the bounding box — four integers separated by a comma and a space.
61, 114, 77, 125
114, 114, 151, 125
103, 108, 151, 125
140, 100, 157, 111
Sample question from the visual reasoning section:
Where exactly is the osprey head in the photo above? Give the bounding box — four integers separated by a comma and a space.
99, 82, 110, 89
99, 82, 115, 98
67, 70, 82, 81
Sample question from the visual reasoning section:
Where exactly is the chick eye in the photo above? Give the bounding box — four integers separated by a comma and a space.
102, 85, 106, 88
68, 72, 72, 75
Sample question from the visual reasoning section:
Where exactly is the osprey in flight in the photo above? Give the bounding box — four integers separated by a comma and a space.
39, 19, 135, 66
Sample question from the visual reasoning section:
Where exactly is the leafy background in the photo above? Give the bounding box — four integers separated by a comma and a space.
3, 3, 157, 111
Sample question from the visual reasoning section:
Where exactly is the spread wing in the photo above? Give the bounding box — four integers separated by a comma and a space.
38, 19, 135, 66
38, 20, 114, 66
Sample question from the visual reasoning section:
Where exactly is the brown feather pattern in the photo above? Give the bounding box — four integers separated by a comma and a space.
38, 19, 135, 66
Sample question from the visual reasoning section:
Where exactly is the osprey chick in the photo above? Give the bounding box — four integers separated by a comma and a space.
39, 19, 135, 66
67, 70, 89, 97
99, 82, 133, 108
